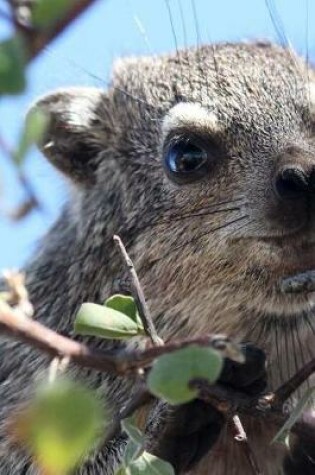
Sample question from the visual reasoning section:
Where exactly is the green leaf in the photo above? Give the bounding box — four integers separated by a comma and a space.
74, 302, 141, 339
147, 345, 223, 404
124, 451, 175, 475
105, 295, 144, 330
12, 380, 104, 473
123, 439, 142, 466
122, 417, 145, 445
32, 0, 74, 28
13, 108, 49, 166
272, 386, 315, 446
0, 35, 26, 95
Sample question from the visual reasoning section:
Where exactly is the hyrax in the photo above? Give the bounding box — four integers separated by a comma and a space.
0, 42, 314, 474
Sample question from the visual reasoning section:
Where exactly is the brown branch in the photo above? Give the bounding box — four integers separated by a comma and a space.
0, 300, 129, 374
191, 379, 262, 414
0, 299, 242, 376
113, 235, 162, 346
2, 291, 312, 412
272, 358, 315, 406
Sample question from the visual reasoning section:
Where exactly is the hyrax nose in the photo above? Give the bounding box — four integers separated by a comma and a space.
273, 165, 309, 201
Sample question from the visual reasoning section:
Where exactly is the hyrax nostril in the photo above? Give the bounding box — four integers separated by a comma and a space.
273, 165, 309, 200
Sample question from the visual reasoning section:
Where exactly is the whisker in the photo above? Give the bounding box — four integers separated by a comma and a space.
126, 0, 153, 55
274, 321, 285, 386
147, 195, 245, 217
164, 0, 181, 56
149, 214, 250, 265
264, 0, 289, 48
137, 199, 247, 233
289, 318, 300, 397
305, 312, 315, 337
304, 0, 313, 138
113, 85, 161, 112
264, 0, 304, 112
190, 0, 203, 104
134, 205, 243, 235
164, 0, 186, 102
177, 0, 188, 48
27, 197, 247, 288
294, 316, 310, 391
304, 0, 310, 68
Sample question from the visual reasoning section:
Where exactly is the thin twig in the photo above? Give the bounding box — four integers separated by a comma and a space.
272, 358, 315, 407
231, 415, 262, 475
113, 235, 162, 346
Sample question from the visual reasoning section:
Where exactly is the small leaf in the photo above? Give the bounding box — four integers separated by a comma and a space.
74, 302, 141, 339
272, 387, 315, 445
32, 0, 74, 28
105, 295, 144, 330
10, 379, 105, 474
0, 35, 26, 95
125, 451, 175, 475
148, 345, 223, 404
123, 439, 142, 465
122, 417, 145, 445
13, 108, 49, 166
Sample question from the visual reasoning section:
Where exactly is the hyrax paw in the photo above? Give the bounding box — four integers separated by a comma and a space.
219, 342, 267, 396
150, 399, 224, 474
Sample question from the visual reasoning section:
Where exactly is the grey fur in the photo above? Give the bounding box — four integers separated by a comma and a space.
0, 42, 315, 474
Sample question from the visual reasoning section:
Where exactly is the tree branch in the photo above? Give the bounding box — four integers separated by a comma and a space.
272, 358, 315, 407
9, 0, 100, 63
0, 298, 243, 376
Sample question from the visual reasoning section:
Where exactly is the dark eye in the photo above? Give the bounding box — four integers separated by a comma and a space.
164, 140, 211, 184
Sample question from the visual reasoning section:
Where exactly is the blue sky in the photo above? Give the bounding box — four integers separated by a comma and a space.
0, 0, 314, 268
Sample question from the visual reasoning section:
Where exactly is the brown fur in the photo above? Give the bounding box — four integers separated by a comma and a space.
0, 42, 315, 473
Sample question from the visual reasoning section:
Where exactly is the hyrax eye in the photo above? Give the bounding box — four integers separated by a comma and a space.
164, 139, 211, 184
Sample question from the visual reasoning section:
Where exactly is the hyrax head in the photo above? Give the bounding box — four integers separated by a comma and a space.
32, 42, 315, 326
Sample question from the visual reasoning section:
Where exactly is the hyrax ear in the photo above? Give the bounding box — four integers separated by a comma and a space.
30, 87, 108, 185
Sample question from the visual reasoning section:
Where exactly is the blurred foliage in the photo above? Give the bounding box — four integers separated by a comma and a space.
9, 379, 105, 474
13, 108, 49, 166
0, 34, 26, 95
